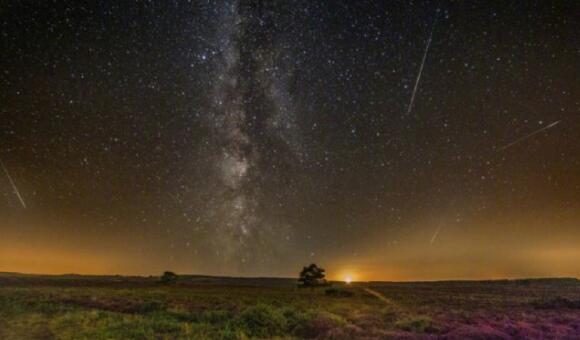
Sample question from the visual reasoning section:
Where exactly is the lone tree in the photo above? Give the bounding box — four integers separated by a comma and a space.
298, 263, 327, 287
160, 271, 178, 285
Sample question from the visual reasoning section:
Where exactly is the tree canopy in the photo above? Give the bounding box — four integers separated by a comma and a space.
298, 263, 327, 287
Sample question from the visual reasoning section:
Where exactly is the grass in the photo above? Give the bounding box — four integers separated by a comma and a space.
0, 277, 579, 339
0, 286, 363, 339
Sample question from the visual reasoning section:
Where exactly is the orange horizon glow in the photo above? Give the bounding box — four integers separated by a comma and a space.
2, 211, 580, 281
1, 249, 579, 282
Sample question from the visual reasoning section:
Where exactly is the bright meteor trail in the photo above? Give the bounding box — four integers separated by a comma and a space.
498, 120, 561, 152
430, 225, 442, 244
406, 12, 439, 115
0, 157, 26, 208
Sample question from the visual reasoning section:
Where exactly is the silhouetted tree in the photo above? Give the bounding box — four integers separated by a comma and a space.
160, 271, 178, 285
298, 263, 327, 287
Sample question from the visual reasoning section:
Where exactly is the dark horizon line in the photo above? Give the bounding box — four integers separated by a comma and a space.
1, 271, 577, 284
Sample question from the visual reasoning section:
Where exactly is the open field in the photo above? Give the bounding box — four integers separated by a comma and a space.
0, 273, 579, 339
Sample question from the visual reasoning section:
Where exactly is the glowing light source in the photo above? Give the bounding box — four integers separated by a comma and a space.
345, 276, 352, 284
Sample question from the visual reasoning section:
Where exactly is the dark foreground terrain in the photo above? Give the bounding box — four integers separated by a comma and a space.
0, 273, 579, 339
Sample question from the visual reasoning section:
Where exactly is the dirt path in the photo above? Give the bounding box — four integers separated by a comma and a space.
362, 287, 393, 305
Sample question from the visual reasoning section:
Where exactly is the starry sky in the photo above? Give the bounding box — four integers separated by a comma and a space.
1, 1, 579, 280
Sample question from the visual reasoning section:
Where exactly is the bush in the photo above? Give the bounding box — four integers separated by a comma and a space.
296, 311, 346, 338
201, 310, 232, 324
280, 307, 315, 333
138, 301, 164, 313
380, 305, 398, 323
395, 315, 434, 333
217, 326, 247, 340
236, 304, 286, 338
325, 288, 354, 297
533, 296, 580, 309
160, 271, 178, 285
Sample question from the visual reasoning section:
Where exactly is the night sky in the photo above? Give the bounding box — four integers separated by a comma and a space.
1, 1, 579, 280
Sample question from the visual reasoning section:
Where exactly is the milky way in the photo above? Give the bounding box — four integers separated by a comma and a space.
201, 1, 302, 268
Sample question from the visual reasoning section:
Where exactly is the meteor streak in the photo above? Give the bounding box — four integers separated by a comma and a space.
406, 12, 439, 115
498, 120, 561, 152
0, 157, 26, 208
430, 225, 442, 244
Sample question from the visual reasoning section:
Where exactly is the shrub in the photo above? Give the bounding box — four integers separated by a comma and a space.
160, 271, 178, 285
138, 301, 164, 313
296, 311, 346, 338
325, 288, 354, 297
184, 322, 215, 339
380, 305, 398, 323
218, 326, 248, 340
280, 307, 315, 333
533, 296, 580, 309
201, 310, 232, 324
395, 315, 434, 333
236, 304, 286, 338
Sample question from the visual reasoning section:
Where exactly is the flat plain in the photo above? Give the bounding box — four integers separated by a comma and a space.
0, 273, 579, 339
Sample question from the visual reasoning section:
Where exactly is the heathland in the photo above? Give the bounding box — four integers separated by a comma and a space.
0, 273, 579, 339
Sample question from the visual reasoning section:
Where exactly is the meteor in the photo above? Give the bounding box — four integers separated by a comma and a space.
430, 225, 442, 244
406, 12, 439, 115
0, 157, 26, 208
497, 120, 561, 152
